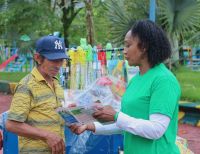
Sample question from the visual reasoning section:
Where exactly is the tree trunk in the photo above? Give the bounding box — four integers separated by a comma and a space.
60, 0, 83, 47
85, 0, 95, 45
61, 0, 69, 47
62, 8, 70, 47
169, 34, 179, 66
178, 34, 184, 65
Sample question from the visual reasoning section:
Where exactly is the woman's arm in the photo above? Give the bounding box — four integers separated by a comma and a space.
93, 106, 170, 139
116, 112, 170, 139
93, 122, 122, 135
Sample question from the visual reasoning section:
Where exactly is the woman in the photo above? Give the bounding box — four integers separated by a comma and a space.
70, 20, 181, 154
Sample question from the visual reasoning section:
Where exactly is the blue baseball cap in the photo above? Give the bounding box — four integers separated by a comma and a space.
36, 35, 69, 60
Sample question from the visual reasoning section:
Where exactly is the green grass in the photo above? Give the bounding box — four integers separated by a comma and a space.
0, 72, 29, 82
173, 66, 200, 102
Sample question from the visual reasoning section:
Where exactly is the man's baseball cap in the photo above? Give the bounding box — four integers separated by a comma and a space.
36, 35, 69, 60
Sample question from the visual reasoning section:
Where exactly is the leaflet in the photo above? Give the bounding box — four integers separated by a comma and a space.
57, 106, 98, 126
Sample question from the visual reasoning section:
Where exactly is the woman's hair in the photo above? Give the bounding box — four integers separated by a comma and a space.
131, 20, 171, 67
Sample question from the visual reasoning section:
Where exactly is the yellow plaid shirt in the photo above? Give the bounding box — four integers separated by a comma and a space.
7, 67, 65, 154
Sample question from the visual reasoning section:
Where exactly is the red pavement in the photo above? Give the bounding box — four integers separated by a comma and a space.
0, 93, 200, 154
178, 123, 200, 153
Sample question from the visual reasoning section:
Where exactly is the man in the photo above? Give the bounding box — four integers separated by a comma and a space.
6, 35, 69, 154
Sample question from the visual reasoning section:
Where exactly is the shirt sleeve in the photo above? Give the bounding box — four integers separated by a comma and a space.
94, 122, 122, 135
149, 76, 180, 118
116, 112, 170, 139
94, 112, 170, 139
7, 84, 31, 122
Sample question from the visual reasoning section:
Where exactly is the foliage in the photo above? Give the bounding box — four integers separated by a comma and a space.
157, 0, 200, 61
173, 66, 200, 102
103, 0, 149, 46
92, 2, 112, 46
0, 0, 62, 52
158, 0, 200, 37
68, 1, 111, 46
54, 0, 84, 47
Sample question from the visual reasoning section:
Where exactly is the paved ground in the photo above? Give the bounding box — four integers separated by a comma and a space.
0, 93, 200, 154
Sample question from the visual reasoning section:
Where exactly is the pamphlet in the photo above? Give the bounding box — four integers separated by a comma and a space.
57, 106, 97, 126
57, 106, 114, 126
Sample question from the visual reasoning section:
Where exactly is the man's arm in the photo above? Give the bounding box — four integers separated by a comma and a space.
6, 120, 65, 154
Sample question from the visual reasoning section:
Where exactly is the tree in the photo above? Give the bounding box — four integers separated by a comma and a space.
84, 0, 95, 45
103, 0, 200, 64
55, 0, 84, 47
103, 0, 149, 46
0, 0, 61, 52
158, 0, 200, 64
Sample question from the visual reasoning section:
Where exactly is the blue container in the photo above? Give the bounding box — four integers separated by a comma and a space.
2, 112, 123, 154
65, 127, 123, 154
2, 112, 18, 154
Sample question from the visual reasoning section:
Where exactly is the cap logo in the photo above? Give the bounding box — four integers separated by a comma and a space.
54, 40, 63, 49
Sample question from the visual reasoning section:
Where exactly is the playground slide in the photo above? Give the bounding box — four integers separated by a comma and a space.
0, 54, 18, 70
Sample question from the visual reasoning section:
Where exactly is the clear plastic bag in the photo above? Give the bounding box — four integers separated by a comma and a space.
64, 76, 125, 154
73, 75, 126, 111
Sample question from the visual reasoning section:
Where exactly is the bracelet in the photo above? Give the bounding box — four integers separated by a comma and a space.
114, 112, 119, 121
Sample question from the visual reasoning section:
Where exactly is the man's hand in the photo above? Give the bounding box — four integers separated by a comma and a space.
44, 132, 65, 154
5, 120, 65, 154
69, 123, 95, 135
93, 106, 117, 122
0, 131, 2, 150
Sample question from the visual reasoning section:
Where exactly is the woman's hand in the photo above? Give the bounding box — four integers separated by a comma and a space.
69, 123, 95, 135
93, 106, 117, 122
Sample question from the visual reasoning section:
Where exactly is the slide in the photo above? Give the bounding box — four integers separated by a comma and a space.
0, 54, 18, 70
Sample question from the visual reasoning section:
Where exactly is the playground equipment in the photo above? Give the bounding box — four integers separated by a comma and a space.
0, 45, 33, 72
182, 47, 200, 71
5, 56, 26, 72
179, 101, 200, 127
0, 54, 33, 72
0, 54, 18, 70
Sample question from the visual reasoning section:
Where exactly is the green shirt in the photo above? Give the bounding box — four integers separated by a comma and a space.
8, 67, 65, 154
121, 63, 181, 154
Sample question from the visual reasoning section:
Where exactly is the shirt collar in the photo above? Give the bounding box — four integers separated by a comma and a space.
31, 67, 58, 82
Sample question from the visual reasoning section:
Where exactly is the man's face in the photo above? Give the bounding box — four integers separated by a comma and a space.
40, 58, 64, 77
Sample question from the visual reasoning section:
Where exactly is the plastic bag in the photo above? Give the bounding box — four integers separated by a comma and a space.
73, 75, 126, 111
176, 136, 194, 154
64, 76, 125, 154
